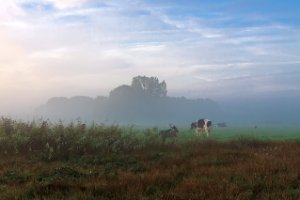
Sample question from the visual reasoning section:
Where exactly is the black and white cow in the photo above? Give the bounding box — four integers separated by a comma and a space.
159, 124, 179, 141
191, 118, 212, 136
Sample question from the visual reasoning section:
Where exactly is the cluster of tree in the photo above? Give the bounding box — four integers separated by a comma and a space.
110, 76, 167, 100
36, 76, 221, 125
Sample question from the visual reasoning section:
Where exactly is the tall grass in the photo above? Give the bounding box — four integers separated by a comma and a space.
0, 117, 153, 160
1, 117, 300, 199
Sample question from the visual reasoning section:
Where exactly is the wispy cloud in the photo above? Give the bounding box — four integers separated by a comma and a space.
0, 0, 299, 112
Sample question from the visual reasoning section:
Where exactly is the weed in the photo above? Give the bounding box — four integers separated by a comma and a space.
1, 117, 300, 199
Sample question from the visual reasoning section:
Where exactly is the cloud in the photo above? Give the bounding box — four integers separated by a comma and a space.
47, 0, 89, 9
29, 47, 69, 59
0, 33, 25, 64
0, 1, 25, 18
0, 0, 300, 113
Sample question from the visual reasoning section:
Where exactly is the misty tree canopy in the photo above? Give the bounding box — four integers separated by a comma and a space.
109, 85, 135, 100
110, 76, 167, 99
131, 76, 167, 97
36, 75, 221, 125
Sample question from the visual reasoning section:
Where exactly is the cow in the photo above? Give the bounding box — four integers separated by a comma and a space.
191, 118, 212, 137
159, 124, 179, 141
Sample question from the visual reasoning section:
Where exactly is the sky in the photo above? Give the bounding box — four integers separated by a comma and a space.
1, 0, 300, 114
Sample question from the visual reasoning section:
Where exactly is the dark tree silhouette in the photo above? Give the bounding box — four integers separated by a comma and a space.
109, 85, 134, 100
131, 76, 167, 97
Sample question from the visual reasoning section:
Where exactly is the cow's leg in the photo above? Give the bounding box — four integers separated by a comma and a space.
204, 126, 209, 137
197, 128, 204, 137
194, 129, 198, 136
195, 127, 201, 136
203, 129, 206, 137
197, 128, 202, 136
202, 128, 206, 137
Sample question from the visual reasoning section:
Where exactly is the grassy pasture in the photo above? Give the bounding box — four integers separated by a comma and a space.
1, 117, 300, 199
176, 125, 300, 141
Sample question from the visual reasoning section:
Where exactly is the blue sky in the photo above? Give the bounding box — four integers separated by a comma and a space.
0, 0, 299, 113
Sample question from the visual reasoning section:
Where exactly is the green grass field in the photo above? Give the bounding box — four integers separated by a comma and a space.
176, 125, 300, 141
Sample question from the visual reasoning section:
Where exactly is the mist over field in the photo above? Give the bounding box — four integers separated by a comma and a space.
2, 75, 300, 127
1, 2, 300, 199
32, 76, 220, 126
1, 0, 299, 126
33, 93, 300, 125
220, 94, 300, 125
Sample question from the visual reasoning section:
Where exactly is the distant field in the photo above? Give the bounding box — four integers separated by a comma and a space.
1, 117, 300, 199
176, 125, 300, 141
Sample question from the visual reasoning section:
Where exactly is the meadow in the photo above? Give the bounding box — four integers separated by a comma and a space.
1, 117, 300, 199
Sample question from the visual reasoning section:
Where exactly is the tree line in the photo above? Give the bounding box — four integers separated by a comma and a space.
36, 76, 222, 125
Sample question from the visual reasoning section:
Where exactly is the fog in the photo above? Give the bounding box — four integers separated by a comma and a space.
219, 93, 300, 125
1, 76, 299, 128
1, 1, 299, 127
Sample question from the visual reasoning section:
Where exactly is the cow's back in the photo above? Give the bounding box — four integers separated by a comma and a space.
197, 119, 205, 128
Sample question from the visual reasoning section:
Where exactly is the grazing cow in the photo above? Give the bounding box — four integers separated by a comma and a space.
159, 124, 179, 141
191, 118, 212, 136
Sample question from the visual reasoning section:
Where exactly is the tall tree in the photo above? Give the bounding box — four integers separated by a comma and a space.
131, 76, 167, 97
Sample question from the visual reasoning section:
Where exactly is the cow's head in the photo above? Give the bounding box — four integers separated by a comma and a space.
172, 125, 178, 132
171, 125, 179, 136
168, 124, 179, 134
206, 120, 212, 127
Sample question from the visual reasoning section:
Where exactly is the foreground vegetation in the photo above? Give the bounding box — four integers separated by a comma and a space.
1, 117, 300, 199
